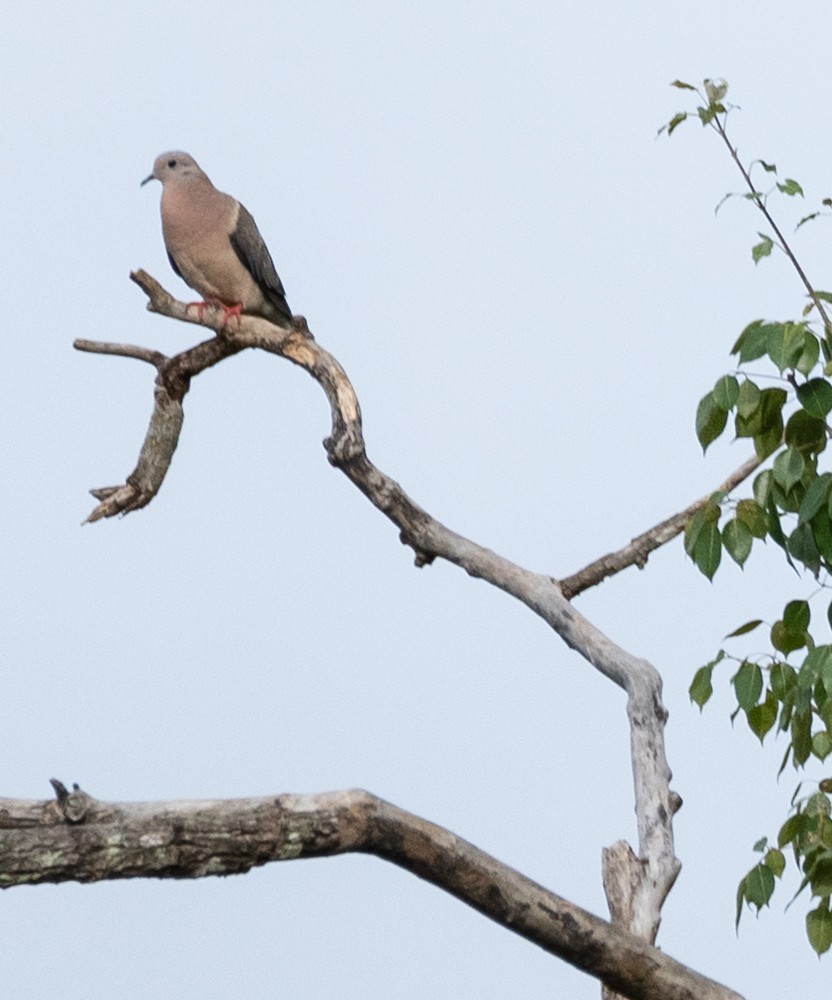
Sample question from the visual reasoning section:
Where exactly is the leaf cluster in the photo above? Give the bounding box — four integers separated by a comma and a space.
736, 792, 832, 955
693, 614, 832, 953
692, 613, 832, 761
689, 318, 832, 581
670, 79, 832, 953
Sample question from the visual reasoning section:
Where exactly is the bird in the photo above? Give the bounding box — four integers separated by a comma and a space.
142, 151, 292, 327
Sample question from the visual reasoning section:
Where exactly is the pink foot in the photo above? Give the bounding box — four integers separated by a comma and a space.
188, 299, 244, 327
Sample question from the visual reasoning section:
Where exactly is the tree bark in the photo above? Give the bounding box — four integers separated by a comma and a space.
0, 783, 743, 1000
60, 274, 762, 997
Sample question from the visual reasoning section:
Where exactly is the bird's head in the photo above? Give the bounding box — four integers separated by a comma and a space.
141, 151, 204, 187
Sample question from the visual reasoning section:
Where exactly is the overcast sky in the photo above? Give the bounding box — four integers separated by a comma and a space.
3, 2, 832, 997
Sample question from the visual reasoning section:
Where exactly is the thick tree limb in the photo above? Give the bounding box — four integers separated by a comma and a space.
68, 274, 736, 972
0, 784, 742, 1000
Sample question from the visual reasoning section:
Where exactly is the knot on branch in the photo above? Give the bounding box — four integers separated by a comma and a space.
324, 424, 366, 465
289, 314, 315, 340
50, 779, 92, 824
399, 531, 436, 567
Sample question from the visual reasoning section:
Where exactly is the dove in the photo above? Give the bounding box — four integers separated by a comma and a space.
142, 151, 291, 326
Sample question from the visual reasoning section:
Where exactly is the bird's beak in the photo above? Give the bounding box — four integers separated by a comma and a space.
140, 172, 157, 187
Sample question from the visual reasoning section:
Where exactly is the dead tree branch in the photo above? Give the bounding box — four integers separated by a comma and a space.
560, 454, 762, 599
65, 273, 759, 981
77, 275, 681, 938
0, 783, 743, 1000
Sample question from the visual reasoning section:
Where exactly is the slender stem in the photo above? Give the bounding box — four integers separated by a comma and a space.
711, 114, 832, 336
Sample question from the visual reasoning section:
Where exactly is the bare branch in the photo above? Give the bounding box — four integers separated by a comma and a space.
560, 454, 763, 599
76, 274, 688, 952
0, 784, 743, 1000
76, 271, 363, 521
74, 339, 167, 368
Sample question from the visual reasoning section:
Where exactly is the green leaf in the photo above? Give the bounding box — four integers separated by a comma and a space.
813, 731, 832, 761
773, 447, 805, 493
777, 178, 804, 197
748, 690, 777, 742
752, 234, 774, 264
802, 647, 832, 685
771, 661, 797, 701
777, 478, 807, 516
797, 212, 821, 230
798, 472, 832, 524
684, 507, 706, 557
766, 497, 792, 566
805, 790, 832, 817
732, 321, 769, 363
696, 392, 728, 451
690, 663, 715, 709
788, 522, 821, 574
789, 409, 831, 454
820, 694, 832, 732
753, 469, 773, 508
733, 660, 763, 709
796, 332, 821, 375
806, 851, 832, 896
757, 160, 778, 174
820, 650, 832, 695
783, 410, 826, 458
778, 695, 795, 738
661, 112, 689, 137
779, 811, 808, 848
736, 378, 762, 417
755, 426, 785, 461
670, 79, 697, 91
744, 862, 776, 910
726, 618, 763, 638
811, 507, 832, 562
784, 600, 811, 633
736, 498, 768, 538
694, 520, 722, 580
714, 191, 737, 216
768, 322, 808, 372
807, 902, 832, 955
736, 878, 747, 930
771, 618, 808, 655
792, 708, 813, 766
753, 388, 787, 459
712, 374, 739, 410
764, 847, 786, 877
797, 378, 832, 418
722, 518, 753, 566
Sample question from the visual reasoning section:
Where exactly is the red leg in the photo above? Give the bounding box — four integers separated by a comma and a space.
187, 299, 243, 327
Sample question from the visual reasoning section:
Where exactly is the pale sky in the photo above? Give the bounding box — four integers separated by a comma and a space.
4, 2, 832, 997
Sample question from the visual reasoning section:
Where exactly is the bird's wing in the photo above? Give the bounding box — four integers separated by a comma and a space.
229, 204, 292, 321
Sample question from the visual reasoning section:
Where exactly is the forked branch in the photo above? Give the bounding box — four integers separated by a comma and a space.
67, 272, 760, 980
0, 783, 742, 1000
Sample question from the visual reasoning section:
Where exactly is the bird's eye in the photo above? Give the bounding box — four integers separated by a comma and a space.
168, 159, 177, 168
